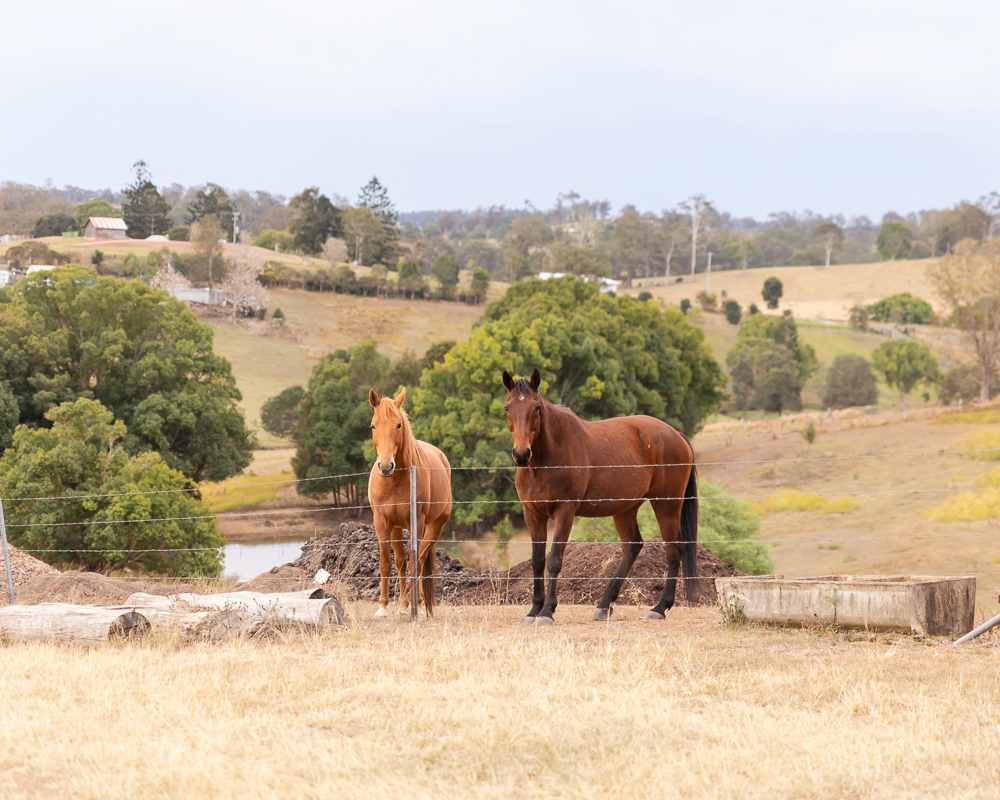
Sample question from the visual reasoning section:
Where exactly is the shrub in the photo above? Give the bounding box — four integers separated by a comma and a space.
254, 228, 295, 252
823, 354, 878, 408
32, 212, 75, 238
680, 298, 692, 315
939, 365, 981, 405
871, 339, 939, 402
866, 293, 934, 324
848, 304, 869, 331
723, 300, 742, 325
272, 307, 285, 324
573, 480, 772, 574
3, 241, 70, 268
167, 225, 190, 242
638, 291, 653, 302
761, 276, 783, 309
90, 249, 104, 266
748, 303, 760, 315
261, 385, 305, 438
802, 421, 817, 444
695, 290, 718, 312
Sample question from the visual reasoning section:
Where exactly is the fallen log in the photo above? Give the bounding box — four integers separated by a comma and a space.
124, 590, 345, 628
0, 603, 150, 643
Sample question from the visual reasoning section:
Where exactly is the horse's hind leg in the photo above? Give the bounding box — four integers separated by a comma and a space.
646, 499, 684, 620
419, 517, 446, 618
593, 508, 643, 621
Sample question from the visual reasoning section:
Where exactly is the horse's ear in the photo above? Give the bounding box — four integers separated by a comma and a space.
529, 368, 541, 392
502, 370, 514, 391
368, 388, 381, 408
393, 388, 407, 408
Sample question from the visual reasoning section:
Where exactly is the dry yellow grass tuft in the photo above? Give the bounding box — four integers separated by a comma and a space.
927, 487, 1000, 523
937, 406, 1000, 425
200, 471, 296, 513
753, 490, 858, 515
0, 605, 997, 799
957, 431, 1000, 461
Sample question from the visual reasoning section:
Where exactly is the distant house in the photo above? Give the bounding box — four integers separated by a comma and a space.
537, 271, 621, 294
0, 269, 12, 287
84, 217, 128, 240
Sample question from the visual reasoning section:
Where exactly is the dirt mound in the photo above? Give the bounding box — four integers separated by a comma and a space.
460, 543, 739, 607
0, 547, 60, 604
240, 521, 483, 601
12, 571, 209, 606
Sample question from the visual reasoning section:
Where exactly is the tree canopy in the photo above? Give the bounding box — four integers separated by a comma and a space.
32, 212, 75, 238
727, 312, 818, 413
186, 183, 236, 241
412, 276, 724, 524
872, 339, 938, 400
122, 161, 171, 238
0, 398, 222, 575
823, 354, 878, 409
0, 265, 253, 481
289, 187, 342, 254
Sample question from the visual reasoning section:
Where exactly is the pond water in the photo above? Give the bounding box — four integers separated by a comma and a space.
223, 539, 306, 581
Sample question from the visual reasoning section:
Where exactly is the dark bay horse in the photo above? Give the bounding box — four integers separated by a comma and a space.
502, 369, 698, 624
367, 388, 453, 617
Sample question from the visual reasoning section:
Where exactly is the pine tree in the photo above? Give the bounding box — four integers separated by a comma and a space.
358, 176, 399, 263
121, 161, 171, 239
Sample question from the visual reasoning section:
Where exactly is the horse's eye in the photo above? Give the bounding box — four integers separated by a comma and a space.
370, 425, 376, 431
396, 423, 402, 430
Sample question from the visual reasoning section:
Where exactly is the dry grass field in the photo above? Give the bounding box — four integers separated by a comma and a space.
1, 604, 997, 800
632, 258, 943, 322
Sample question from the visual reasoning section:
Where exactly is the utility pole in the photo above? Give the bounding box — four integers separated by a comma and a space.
232, 210, 241, 244
705, 251, 713, 293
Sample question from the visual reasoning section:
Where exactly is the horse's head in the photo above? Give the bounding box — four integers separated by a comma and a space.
368, 387, 407, 477
501, 368, 542, 467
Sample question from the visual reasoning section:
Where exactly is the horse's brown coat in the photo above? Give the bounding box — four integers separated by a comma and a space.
367, 389, 452, 616
503, 369, 698, 622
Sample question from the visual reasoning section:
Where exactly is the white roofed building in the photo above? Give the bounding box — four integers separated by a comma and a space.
83, 217, 128, 240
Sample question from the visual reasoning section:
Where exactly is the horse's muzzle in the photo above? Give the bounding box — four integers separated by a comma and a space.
377, 460, 396, 477
511, 447, 532, 467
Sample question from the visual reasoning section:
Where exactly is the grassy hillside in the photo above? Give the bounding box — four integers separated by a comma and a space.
633, 258, 942, 322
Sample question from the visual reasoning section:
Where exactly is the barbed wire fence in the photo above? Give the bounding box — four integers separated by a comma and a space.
1, 448, 996, 609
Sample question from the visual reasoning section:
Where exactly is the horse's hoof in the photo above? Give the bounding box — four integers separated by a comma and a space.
374, 607, 388, 618
641, 609, 666, 621
521, 616, 537, 625
592, 607, 613, 622
534, 615, 555, 626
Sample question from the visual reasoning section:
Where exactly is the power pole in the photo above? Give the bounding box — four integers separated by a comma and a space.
232, 210, 241, 244
705, 251, 713, 293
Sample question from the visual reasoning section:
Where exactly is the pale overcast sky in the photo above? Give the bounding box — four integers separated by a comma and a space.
2, 1, 998, 217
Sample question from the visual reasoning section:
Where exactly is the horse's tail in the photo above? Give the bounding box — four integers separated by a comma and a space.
680, 465, 698, 581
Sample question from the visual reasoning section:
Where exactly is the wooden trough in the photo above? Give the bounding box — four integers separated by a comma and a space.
715, 575, 976, 637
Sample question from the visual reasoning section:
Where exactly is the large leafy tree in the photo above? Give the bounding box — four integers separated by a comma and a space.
121, 160, 171, 238
289, 187, 342, 254
261, 385, 305, 439
0, 381, 17, 451
727, 312, 818, 412
32, 212, 75, 238
73, 198, 116, 231
186, 183, 236, 241
872, 339, 938, 405
0, 399, 222, 575
411, 276, 725, 524
823, 354, 878, 409
0, 265, 253, 481
292, 342, 418, 502
877, 218, 914, 260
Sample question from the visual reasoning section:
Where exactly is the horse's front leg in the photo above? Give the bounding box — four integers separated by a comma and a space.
390, 527, 409, 614
537, 504, 577, 624
522, 507, 548, 623
374, 516, 391, 618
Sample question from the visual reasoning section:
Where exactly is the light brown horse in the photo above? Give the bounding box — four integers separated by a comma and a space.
367, 388, 452, 617
502, 369, 698, 624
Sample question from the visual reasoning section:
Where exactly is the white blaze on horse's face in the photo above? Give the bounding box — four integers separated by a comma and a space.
505, 392, 542, 467
368, 388, 407, 477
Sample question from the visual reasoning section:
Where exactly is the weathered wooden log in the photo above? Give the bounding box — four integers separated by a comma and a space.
124, 590, 344, 628
111, 605, 212, 634
0, 603, 150, 643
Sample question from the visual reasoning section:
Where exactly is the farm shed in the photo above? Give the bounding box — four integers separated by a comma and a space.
83, 216, 128, 240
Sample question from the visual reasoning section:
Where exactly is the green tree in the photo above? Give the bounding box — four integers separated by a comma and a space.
939, 365, 982, 405
502, 215, 550, 281
411, 276, 724, 524
761, 276, 783, 309
342, 206, 385, 264
73, 198, 116, 232
253, 228, 294, 251
186, 183, 236, 241
0, 265, 253, 481
877, 218, 914, 260
548, 241, 611, 277
191, 214, 225, 291
289, 187, 342, 254
866, 292, 934, 324
3, 241, 70, 269
358, 176, 399, 263
470, 265, 490, 302
872, 339, 938, 405
32, 212, 75, 238
397, 259, 427, 297
431, 254, 460, 298
0, 382, 17, 451
260, 386, 305, 438
727, 312, 818, 412
723, 299, 742, 325
679, 298, 692, 315
0, 399, 222, 575
823, 354, 878, 408
122, 160, 171, 238
815, 221, 844, 267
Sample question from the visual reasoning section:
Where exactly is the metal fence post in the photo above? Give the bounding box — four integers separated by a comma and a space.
409, 466, 418, 622
0, 498, 15, 605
